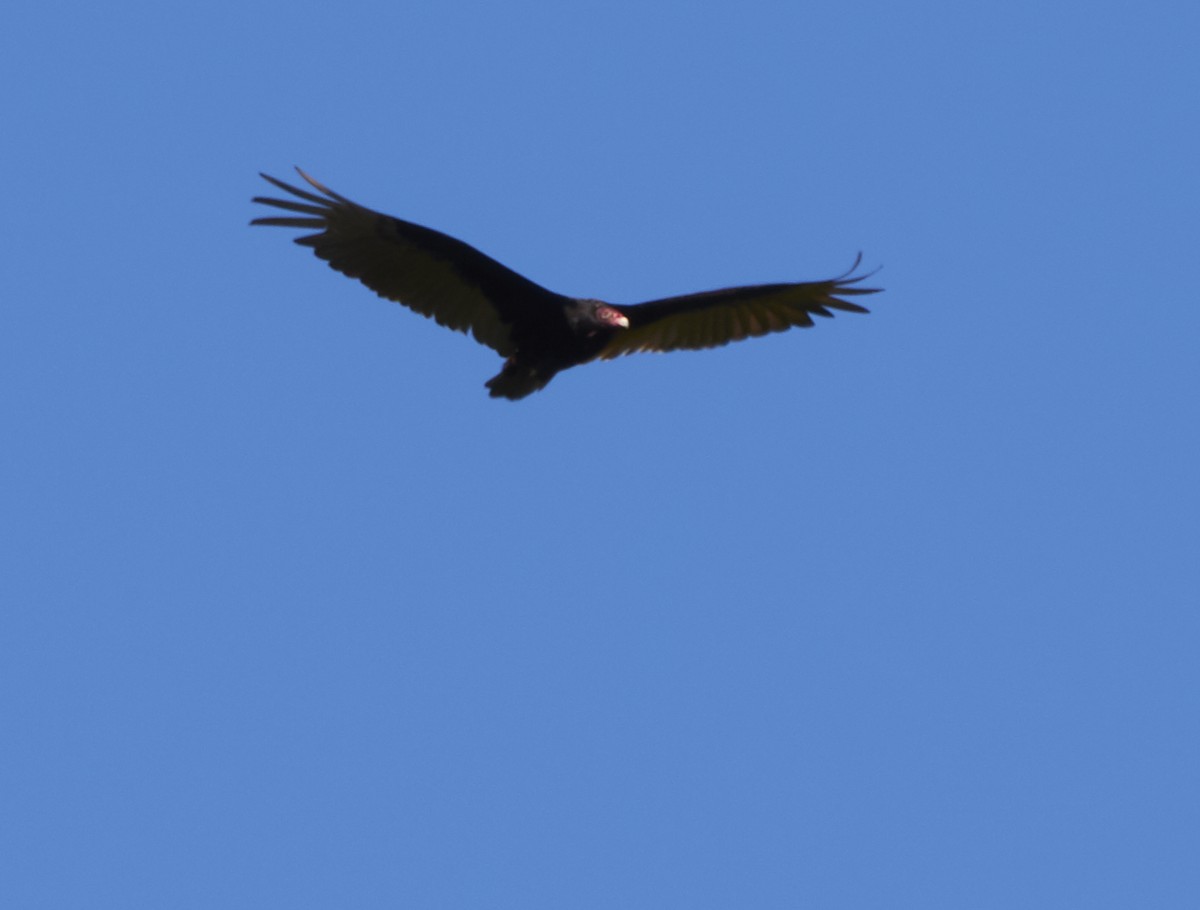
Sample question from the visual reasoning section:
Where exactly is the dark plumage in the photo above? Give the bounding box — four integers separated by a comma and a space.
251, 170, 881, 399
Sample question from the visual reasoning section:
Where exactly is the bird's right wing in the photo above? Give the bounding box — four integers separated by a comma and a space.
600, 258, 880, 358
252, 170, 568, 356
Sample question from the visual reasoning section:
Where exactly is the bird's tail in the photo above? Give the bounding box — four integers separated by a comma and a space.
485, 359, 555, 400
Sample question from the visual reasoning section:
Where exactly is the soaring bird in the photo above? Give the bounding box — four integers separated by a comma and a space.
252, 170, 881, 399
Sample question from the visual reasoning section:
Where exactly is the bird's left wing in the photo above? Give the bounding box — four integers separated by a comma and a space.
599, 258, 880, 358
252, 170, 568, 356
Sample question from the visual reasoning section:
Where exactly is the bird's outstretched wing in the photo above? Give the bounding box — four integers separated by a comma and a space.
600, 257, 880, 359
252, 170, 567, 356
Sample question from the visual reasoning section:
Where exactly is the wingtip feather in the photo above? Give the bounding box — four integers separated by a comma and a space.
294, 167, 351, 205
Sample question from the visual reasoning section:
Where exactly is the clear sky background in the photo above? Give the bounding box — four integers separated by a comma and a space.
3, 1, 1198, 907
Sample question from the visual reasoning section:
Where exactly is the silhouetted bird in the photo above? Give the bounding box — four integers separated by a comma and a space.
252, 170, 881, 399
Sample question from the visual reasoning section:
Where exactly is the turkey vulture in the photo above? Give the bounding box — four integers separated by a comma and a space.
252, 170, 881, 399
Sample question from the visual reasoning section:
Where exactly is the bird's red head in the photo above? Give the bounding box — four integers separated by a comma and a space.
595, 304, 630, 329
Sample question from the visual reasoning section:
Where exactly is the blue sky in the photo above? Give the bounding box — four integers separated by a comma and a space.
3, 1, 1198, 907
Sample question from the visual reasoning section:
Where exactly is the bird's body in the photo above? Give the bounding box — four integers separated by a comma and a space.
252, 170, 881, 399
